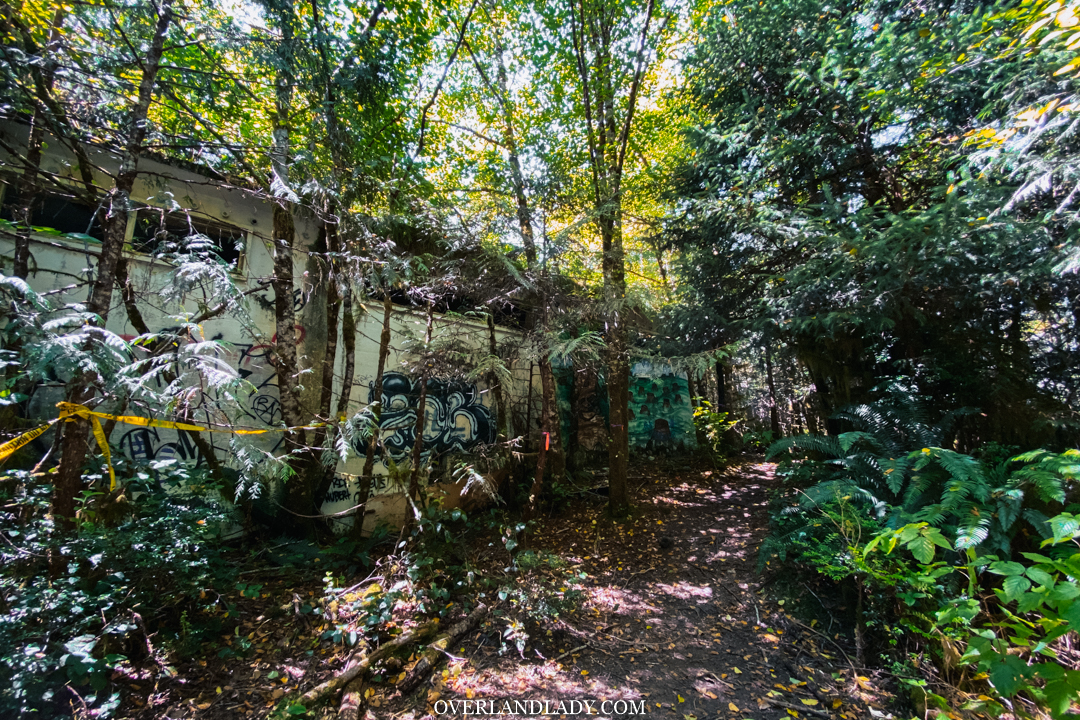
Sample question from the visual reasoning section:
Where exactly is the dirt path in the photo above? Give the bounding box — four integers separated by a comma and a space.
420, 458, 882, 720
150, 458, 890, 720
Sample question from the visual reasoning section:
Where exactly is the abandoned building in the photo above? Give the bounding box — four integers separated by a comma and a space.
0, 121, 695, 531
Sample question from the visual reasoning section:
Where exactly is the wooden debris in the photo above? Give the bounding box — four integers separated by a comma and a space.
397, 604, 489, 695
298, 619, 440, 708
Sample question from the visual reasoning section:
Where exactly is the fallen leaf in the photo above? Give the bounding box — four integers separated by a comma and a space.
728, 702, 740, 712
801, 699, 819, 706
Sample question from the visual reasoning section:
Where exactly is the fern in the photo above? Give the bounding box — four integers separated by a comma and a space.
766, 433, 843, 459
466, 354, 513, 392
766, 392, 1078, 560
544, 331, 606, 365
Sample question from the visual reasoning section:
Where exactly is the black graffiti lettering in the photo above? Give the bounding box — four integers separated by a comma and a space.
325, 489, 351, 504
250, 395, 281, 425
350, 372, 495, 464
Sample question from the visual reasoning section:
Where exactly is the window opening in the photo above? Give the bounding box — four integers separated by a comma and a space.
131, 209, 245, 268
0, 187, 105, 241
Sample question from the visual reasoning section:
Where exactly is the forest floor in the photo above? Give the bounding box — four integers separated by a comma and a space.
133, 457, 901, 720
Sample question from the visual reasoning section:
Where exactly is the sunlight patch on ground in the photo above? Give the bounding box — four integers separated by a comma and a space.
582, 586, 658, 617
653, 581, 713, 603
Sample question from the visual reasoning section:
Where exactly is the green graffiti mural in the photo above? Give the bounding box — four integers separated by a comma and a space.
628, 371, 696, 451
552, 364, 694, 454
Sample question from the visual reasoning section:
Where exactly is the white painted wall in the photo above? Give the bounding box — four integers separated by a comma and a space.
0, 124, 537, 532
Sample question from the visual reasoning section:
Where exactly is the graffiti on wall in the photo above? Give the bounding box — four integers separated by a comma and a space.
352, 372, 496, 464
629, 372, 695, 452
106, 323, 302, 462
323, 472, 399, 505
553, 366, 694, 454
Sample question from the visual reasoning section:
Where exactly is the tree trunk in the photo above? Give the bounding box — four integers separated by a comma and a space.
600, 211, 630, 516
408, 303, 435, 502
306, 224, 342, 512
11, 10, 63, 279
263, 0, 312, 529
53, 0, 174, 530
538, 358, 564, 480
568, 0, 655, 518
688, 373, 707, 446
486, 313, 510, 441
491, 35, 538, 267
527, 355, 562, 517
764, 344, 781, 437
336, 287, 356, 419
524, 362, 534, 447
715, 361, 727, 410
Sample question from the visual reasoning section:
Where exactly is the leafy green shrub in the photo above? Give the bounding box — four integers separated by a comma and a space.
693, 400, 739, 463
868, 512, 1080, 719
766, 395, 1076, 561
0, 461, 237, 717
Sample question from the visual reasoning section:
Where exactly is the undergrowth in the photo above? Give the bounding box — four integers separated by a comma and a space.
760, 395, 1080, 719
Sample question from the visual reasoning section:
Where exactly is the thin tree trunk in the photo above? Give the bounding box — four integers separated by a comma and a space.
336, 286, 356, 419
524, 362, 534, 448
688, 373, 707, 446
715, 361, 727, 410
307, 225, 342, 512
263, 0, 312, 529
527, 355, 561, 517
538, 358, 564, 480
408, 302, 435, 501
764, 344, 781, 437
11, 9, 63, 279
491, 35, 537, 266
568, 0, 655, 518
600, 213, 631, 516
53, 0, 174, 530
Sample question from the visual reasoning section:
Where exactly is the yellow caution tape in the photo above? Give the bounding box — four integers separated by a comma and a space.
0, 403, 329, 492
0, 418, 60, 464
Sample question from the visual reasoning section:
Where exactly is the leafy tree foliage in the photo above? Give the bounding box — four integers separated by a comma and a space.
667, 0, 1080, 447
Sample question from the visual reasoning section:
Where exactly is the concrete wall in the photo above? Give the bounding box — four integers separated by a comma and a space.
0, 124, 534, 532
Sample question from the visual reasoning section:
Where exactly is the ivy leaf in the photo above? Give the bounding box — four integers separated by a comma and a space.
1024, 566, 1054, 588
988, 561, 1026, 576
988, 655, 1029, 697
908, 536, 935, 564
1002, 575, 1032, 603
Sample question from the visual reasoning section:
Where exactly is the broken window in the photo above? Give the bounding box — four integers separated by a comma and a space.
130, 209, 245, 269
0, 186, 105, 241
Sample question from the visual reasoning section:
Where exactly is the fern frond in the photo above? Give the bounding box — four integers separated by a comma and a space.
954, 503, 991, 549
766, 434, 843, 460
